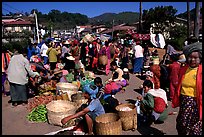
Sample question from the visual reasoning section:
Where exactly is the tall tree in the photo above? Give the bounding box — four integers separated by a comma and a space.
143, 6, 177, 33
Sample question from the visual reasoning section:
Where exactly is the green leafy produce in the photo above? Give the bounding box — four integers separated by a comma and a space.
26, 105, 47, 122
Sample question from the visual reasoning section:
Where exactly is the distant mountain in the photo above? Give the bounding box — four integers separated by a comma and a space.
89, 12, 140, 26
89, 7, 202, 26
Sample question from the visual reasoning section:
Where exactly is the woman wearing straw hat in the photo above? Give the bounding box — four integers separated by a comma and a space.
172, 42, 202, 135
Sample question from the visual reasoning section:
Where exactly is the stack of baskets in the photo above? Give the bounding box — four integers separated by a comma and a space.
46, 100, 77, 127
115, 103, 137, 131
95, 113, 122, 135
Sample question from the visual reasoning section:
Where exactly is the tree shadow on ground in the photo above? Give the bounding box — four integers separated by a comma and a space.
137, 125, 166, 135
125, 99, 166, 135
125, 99, 136, 104
136, 75, 146, 80
134, 88, 142, 95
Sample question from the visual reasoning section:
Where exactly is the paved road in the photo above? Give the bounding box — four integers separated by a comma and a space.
2, 73, 179, 135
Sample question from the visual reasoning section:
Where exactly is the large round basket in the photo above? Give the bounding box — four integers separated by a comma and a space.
56, 82, 78, 101
46, 100, 77, 127
95, 113, 122, 135
115, 103, 137, 131
98, 55, 108, 65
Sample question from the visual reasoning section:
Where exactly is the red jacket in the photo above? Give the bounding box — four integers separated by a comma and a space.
172, 64, 202, 121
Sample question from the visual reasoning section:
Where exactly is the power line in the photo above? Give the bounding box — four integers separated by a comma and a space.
2, 7, 13, 14
3, 3, 23, 14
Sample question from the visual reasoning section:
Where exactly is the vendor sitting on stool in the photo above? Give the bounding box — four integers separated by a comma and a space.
61, 84, 105, 135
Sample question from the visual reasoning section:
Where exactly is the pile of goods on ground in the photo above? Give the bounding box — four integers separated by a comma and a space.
26, 105, 47, 122
27, 95, 54, 112
38, 80, 56, 95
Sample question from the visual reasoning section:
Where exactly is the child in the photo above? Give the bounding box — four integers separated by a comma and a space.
140, 71, 154, 97
94, 77, 119, 113
122, 68, 130, 85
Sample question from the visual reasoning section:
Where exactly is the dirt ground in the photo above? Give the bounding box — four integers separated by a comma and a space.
2, 71, 179, 135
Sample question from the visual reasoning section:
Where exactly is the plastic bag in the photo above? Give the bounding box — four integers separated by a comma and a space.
4, 79, 10, 92
135, 100, 141, 114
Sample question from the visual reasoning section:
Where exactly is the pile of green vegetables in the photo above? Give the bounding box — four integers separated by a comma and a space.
26, 105, 47, 122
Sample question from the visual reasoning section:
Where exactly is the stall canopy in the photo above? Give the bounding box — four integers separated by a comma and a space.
131, 33, 150, 40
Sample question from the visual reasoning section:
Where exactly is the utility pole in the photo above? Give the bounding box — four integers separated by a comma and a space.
194, 2, 200, 40
34, 10, 40, 43
112, 19, 114, 38
187, 1, 190, 38
139, 2, 143, 33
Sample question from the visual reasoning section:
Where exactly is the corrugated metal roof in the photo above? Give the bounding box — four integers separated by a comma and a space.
3, 20, 33, 25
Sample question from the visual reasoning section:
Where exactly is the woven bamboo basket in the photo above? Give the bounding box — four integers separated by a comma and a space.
56, 82, 78, 101
98, 55, 108, 65
46, 100, 77, 127
115, 103, 137, 131
95, 113, 122, 135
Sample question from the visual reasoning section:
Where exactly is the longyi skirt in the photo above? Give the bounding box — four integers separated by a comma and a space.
176, 95, 202, 135
9, 82, 28, 102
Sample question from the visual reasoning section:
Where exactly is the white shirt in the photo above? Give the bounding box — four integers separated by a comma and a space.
133, 44, 144, 58
40, 43, 48, 57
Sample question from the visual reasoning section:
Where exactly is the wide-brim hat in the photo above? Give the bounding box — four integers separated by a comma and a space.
66, 56, 75, 61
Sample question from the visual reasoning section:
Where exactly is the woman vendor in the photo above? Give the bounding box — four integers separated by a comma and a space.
137, 80, 168, 126
61, 84, 105, 135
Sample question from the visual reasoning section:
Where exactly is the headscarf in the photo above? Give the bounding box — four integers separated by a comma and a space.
183, 42, 202, 59
83, 84, 98, 99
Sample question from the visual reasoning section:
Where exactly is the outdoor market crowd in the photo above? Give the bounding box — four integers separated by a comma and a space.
2, 34, 202, 135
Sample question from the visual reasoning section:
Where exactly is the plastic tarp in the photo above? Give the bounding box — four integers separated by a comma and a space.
150, 33, 165, 49
132, 33, 150, 40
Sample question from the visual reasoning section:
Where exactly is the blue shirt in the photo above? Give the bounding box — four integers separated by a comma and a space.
87, 99, 105, 116
27, 46, 35, 60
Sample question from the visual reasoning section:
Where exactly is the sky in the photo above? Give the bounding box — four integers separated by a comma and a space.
2, 2, 201, 18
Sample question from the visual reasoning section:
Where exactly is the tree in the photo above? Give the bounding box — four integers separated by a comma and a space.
143, 6, 177, 33
30, 9, 38, 14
